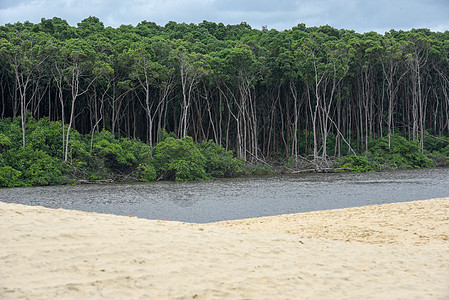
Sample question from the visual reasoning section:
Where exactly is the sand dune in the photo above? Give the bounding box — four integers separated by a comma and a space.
1, 198, 448, 299
213, 198, 449, 246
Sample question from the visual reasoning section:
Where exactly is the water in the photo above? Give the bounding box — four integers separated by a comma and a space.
1, 168, 448, 223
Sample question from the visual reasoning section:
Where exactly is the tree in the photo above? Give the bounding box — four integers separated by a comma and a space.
213, 45, 262, 161
58, 38, 103, 162
381, 36, 408, 149
128, 40, 170, 154
405, 32, 433, 151
172, 48, 209, 139
0, 30, 51, 148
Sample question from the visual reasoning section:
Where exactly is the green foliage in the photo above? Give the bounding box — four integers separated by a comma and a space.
0, 117, 155, 186
1, 19, 449, 182
0, 133, 11, 151
336, 134, 438, 172
91, 130, 151, 172
0, 118, 23, 149
427, 151, 449, 166
0, 166, 23, 187
423, 133, 449, 152
0, 117, 70, 186
137, 163, 157, 182
426, 142, 449, 166
28, 118, 64, 158
68, 130, 91, 163
93, 136, 136, 168
336, 155, 375, 172
152, 135, 245, 181
197, 140, 245, 177
442, 145, 449, 156
246, 164, 273, 176
157, 129, 176, 142
369, 134, 434, 168
153, 136, 207, 181
3, 147, 68, 186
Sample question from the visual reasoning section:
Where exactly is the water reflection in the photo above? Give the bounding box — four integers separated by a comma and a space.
1, 167, 448, 223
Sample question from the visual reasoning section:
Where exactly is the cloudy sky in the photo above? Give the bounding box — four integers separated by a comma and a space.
1, 0, 448, 33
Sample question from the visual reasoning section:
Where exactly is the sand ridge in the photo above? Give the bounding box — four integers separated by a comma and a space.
1, 198, 448, 299
212, 198, 449, 246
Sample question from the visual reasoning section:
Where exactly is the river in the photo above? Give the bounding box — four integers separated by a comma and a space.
1, 167, 448, 223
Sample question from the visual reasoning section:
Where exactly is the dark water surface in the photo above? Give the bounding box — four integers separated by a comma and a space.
1, 167, 448, 223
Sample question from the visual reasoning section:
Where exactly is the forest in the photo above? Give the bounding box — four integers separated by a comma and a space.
1, 17, 449, 186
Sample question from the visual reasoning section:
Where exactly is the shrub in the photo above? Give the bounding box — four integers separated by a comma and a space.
197, 140, 245, 177
153, 136, 207, 181
428, 151, 449, 166
137, 163, 157, 182
423, 133, 449, 152
28, 118, 64, 158
0, 119, 22, 149
441, 144, 449, 156
157, 128, 176, 142
0, 166, 24, 187
369, 134, 434, 168
247, 163, 272, 175
336, 155, 375, 172
91, 130, 140, 172
120, 136, 152, 165
0, 133, 11, 151
3, 147, 68, 186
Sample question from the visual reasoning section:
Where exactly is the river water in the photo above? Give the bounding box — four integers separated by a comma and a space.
1, 167, 448, 223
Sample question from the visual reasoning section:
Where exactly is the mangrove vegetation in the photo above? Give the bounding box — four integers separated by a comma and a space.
1, 17, 449, 186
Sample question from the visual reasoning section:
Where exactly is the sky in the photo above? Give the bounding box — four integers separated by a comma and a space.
1, 0, 448, 33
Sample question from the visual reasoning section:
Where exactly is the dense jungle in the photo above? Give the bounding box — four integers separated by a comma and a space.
1, 17, 449, 186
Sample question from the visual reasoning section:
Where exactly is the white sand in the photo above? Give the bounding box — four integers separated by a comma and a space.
1, 198, 448, 299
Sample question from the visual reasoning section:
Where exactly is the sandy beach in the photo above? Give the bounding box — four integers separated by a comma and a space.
1, 198, 448, 299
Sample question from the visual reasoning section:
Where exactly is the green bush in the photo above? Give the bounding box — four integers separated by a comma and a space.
0, 166, 24, 187
93, 138, 135, 167
120, 135, 152, 165
198, 140, 245, 177
441, 144, 449, 156
0, 117, 248, 185
428, 151, 449, 166
3, 147, 68, 186
369, 134, 434, 168
423, 133, 449, 152
336, 155, 375, 172
28, 118, 64, 158
247, 164, 272, 175
0, 133, 11, 151
0, 118, 23, 149
137, 163, 157, 182
153, 136, 207, 181
157, 128, 176, 142
91, 130, 140, 172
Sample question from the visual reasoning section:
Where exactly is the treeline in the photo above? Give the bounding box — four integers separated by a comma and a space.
1, 17, 449, 165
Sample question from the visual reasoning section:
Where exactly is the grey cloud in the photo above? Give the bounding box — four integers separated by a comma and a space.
0, 0, 30, 9
0, 0, 448, 33
212, 0, 296, 13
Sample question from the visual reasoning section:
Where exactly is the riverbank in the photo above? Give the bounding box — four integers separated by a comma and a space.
1, 198, 448, 299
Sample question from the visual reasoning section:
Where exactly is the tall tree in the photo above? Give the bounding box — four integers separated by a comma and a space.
0, 30, 51, 147
58, 38, 102, 162
381, 36, 408, 148
128, 40, 169, 153
405, 32, 432, 151
173, 48, 209, 139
